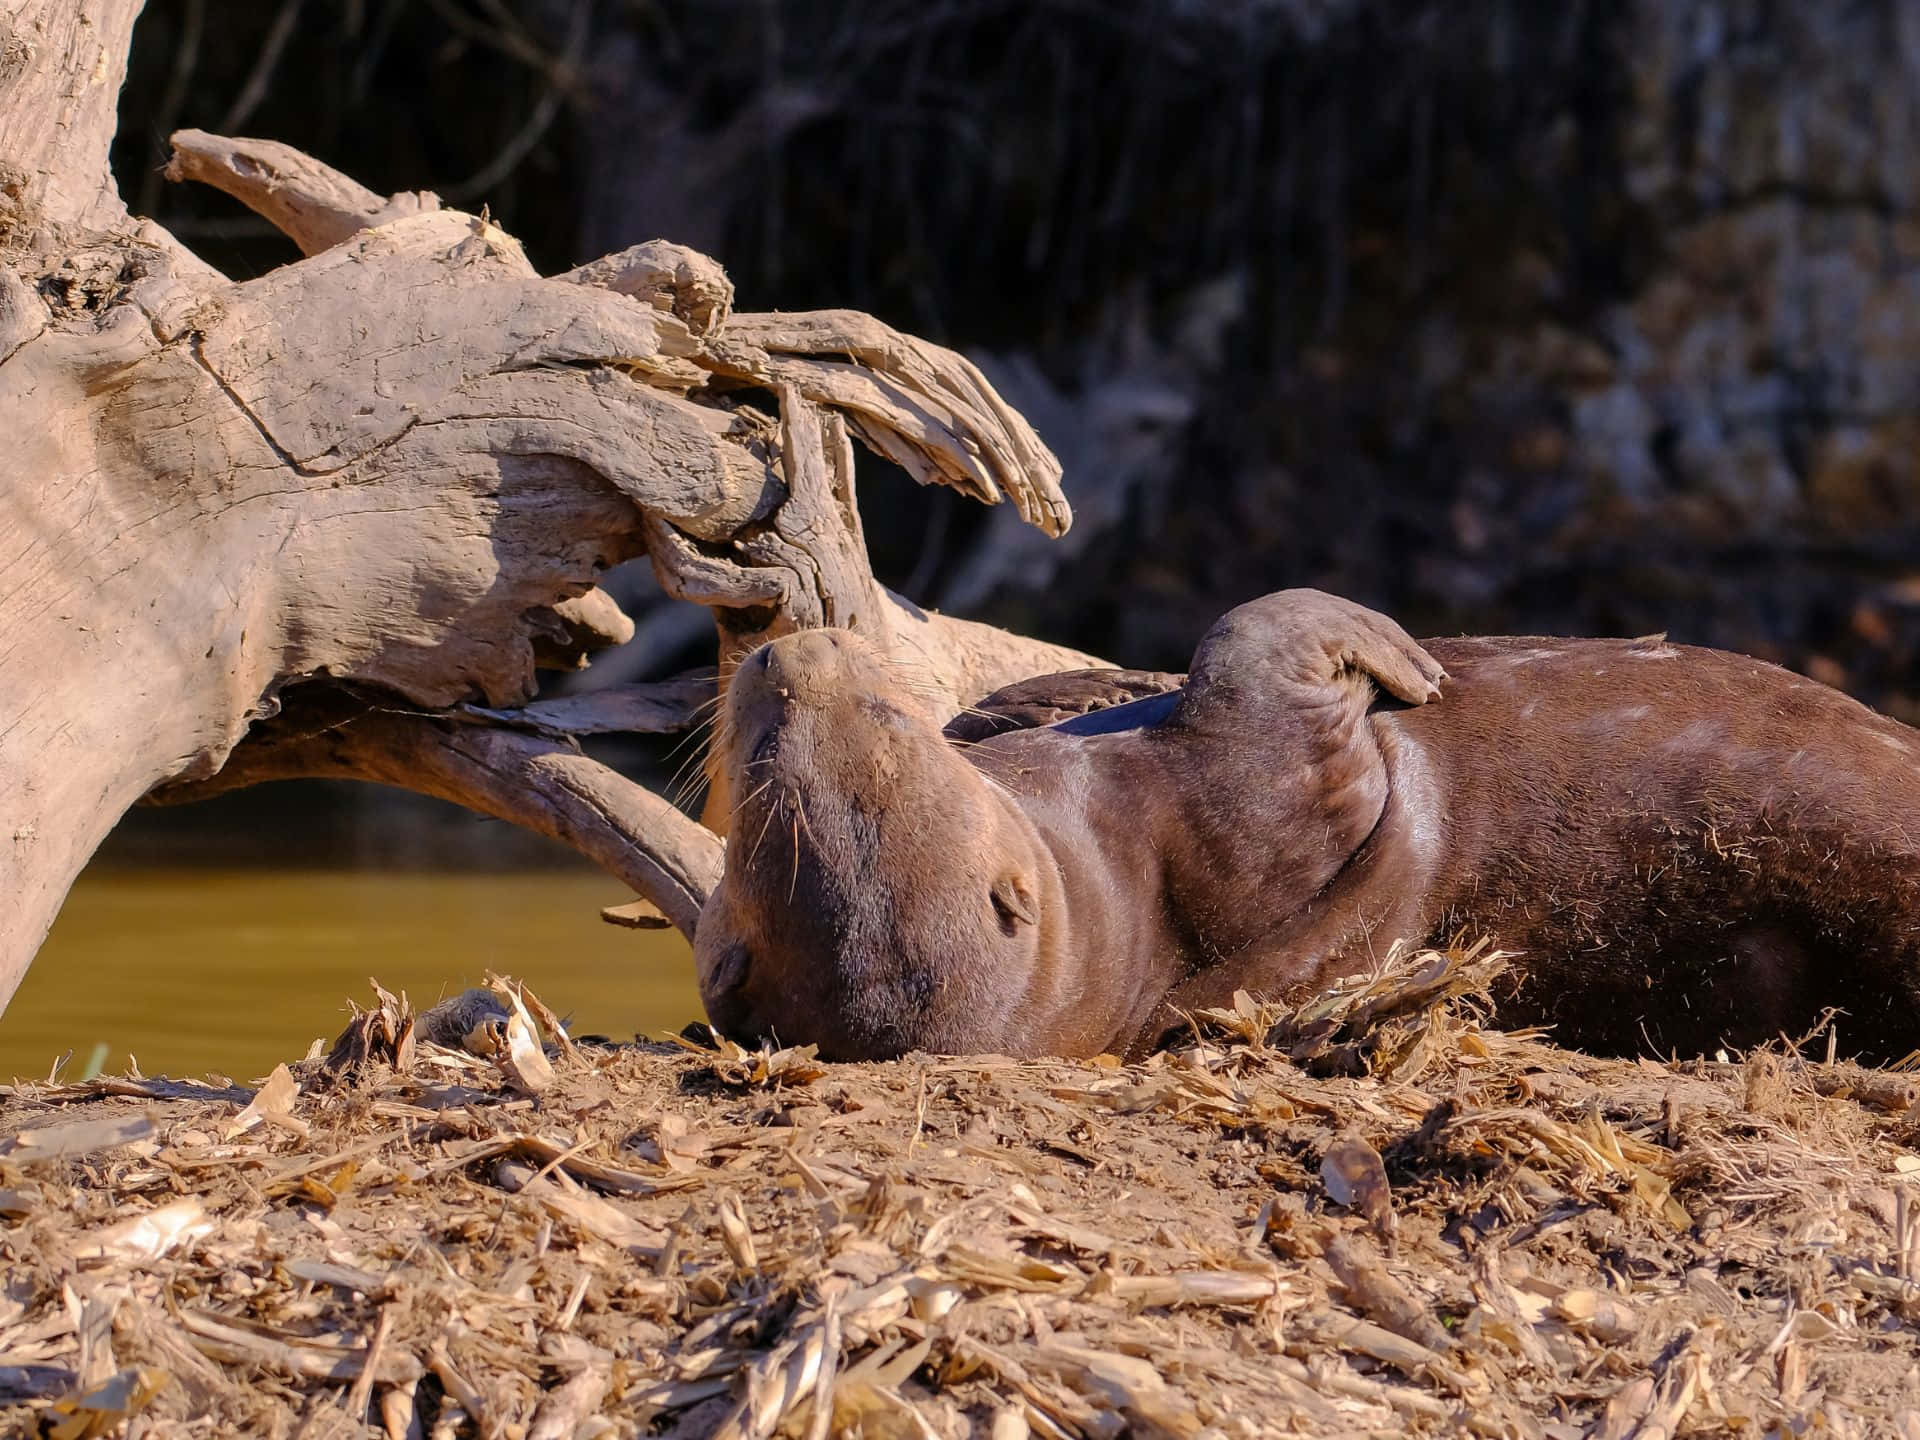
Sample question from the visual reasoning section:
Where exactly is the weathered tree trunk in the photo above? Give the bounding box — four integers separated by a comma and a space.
0, 0, 1098, 1011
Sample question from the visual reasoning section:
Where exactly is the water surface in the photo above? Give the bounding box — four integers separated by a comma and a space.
0, 869, 700, 1083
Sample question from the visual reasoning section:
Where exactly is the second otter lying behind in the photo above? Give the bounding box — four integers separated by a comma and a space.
695, 589, 1920, 1061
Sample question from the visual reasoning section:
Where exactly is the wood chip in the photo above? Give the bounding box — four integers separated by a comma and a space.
7, 950, 1920, 1436
224, 1063, 303, 1140
179, 1309, 421, 1386
496, 1159, 666, 1254
1029, 1344, 1206, 1439
1551, 1286, 1638, 1342
716, 1191, 759, 1272
1321, 1232, 1453, 1354
42, 1366, 169, 1439
73, 1199, 213, 1265
1102, 1270, 1284, 1309
2, 1112, 155, 1163
602, 899, 674, 929
285, 1259, 388, 1296
0, 1184, 41, 1217
486, 976, 557, 1093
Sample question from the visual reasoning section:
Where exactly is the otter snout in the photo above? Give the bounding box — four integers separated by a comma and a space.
721, 632, 875, 781
744, 629, 864, 710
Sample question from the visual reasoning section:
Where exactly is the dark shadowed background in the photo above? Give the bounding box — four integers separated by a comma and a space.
107, 0, 1920, 690
11, 0, 1920, 1075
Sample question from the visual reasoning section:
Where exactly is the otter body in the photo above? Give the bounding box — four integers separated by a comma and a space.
696, 591, 1920, 1060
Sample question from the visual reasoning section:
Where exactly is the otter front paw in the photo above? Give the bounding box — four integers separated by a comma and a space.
1182, 588, 1446, 719
1332, 600, 1446, 706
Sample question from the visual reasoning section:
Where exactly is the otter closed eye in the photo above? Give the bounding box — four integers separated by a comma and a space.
698, 938, 750, 996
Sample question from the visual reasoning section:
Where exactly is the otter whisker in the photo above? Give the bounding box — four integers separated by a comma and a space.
950, 746, 1021, 781
943, 732, 1021, 764
662, 710, 715, 761
668, 773, 708, 812
877, 628, 946, 679
674, 677, 725, 714
668, 767, 710, 809
975, 767, 1024, 803
786, 790, 821, 904
792, 788, 819, 851
873, 652, 959, 697
719, 641, 770, 673
745, 786, 786, 869
729, 777, 776, 821
668, 733, 718, 808
945, 731, 1023, 750
663, 720, 715, 776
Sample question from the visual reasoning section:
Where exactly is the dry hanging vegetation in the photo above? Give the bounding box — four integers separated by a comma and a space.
4, 951, 1920, 1438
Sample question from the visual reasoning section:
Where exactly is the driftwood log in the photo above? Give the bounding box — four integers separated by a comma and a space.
0, 0, 1102, 1012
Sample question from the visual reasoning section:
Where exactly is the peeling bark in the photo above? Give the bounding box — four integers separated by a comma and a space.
0, 0, 1096, 1006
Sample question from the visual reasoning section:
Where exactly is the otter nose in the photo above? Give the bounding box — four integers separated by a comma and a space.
759, 630, 851, 704
758, 642, 788, 695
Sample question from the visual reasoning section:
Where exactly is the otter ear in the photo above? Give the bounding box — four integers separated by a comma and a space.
990, 873, 1039, 929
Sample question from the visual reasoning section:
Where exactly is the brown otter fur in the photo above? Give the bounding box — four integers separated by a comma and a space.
695, 590, 1920, 1061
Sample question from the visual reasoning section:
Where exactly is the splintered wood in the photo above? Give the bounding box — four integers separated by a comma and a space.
3, 948, 1920, 1438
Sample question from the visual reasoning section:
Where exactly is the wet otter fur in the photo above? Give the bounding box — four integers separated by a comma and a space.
695, 590, 1920, 1061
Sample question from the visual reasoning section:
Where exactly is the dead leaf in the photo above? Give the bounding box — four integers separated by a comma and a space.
602, 898, 672, 929
1320, 1135, 1395, 1243
44, 1366, 169, 1440
224, 1064, 301, 1140
485, 975, 556, 1093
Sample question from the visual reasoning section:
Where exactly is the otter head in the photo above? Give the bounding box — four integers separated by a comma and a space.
694, 628, 1055, 1059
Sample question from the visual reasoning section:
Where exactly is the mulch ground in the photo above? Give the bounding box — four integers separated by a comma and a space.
3, 947, 1919, 1439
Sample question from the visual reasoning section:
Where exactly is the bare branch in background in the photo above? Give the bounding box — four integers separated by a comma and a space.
216, 0, 308, 134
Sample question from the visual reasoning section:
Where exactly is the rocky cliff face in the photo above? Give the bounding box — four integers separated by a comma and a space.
1058, 1, 1920, 715
1461, 0, 1920, 704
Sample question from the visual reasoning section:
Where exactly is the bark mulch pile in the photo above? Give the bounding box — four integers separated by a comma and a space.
3, 947, 1919, 1439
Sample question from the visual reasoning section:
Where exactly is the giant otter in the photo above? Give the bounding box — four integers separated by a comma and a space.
694, 590, 1920, 1061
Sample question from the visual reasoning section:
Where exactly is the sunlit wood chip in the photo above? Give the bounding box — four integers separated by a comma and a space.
484, 978, 555, 1093
716, 1191, 758, 1271
2, 1113, 156, 1164
44, 1366, 169, 1440
224, 1064, 300, 1140
74, 1199, 213, 1265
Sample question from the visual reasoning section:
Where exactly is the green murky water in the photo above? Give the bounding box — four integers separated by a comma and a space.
0, 869, 700, 1084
